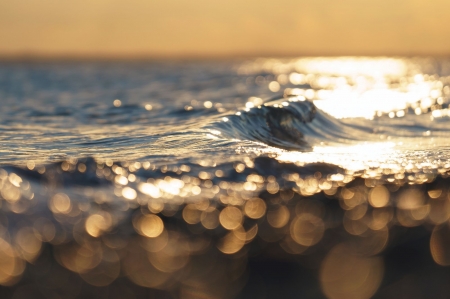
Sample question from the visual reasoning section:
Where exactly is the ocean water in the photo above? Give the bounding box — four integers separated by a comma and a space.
1, 57, 450, 298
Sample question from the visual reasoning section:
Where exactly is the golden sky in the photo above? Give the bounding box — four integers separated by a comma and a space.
1, 0, 449, 58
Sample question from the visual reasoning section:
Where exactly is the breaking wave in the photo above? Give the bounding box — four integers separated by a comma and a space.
213, 97, 373, 150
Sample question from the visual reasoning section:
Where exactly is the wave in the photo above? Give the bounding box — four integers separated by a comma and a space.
213, 97, 373, 150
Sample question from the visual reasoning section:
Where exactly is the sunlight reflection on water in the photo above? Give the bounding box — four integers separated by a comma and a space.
0, 57, 450, 298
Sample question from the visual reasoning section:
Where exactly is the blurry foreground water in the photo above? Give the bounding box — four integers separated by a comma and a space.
1, 57, 450, 298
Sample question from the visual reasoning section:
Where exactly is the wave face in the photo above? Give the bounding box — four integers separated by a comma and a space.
214, 97, 371, 150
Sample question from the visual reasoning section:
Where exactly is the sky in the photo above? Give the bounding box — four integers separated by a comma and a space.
1, 0, 449, 58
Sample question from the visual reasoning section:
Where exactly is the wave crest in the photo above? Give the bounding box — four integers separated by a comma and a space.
213, 97, 369, 150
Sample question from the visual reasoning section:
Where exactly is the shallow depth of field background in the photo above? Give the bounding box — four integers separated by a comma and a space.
1, 0, 449, 59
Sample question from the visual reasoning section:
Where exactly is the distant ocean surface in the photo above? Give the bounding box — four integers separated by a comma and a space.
1, 57, 450, 298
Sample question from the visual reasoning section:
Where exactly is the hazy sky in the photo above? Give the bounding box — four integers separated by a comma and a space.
1, 0, 449, 57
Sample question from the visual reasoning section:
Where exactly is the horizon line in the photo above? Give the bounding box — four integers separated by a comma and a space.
1, 51, 450, 62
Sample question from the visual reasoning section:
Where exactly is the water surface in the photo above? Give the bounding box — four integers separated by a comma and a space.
1, 57, 450, 298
